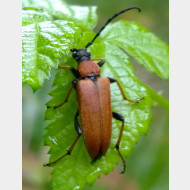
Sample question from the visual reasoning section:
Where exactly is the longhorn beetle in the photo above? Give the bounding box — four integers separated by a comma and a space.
44, 6, 143, 173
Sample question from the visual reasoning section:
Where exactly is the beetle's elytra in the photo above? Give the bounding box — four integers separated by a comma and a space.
44, 6, 143, 173
77, 77, 112, 159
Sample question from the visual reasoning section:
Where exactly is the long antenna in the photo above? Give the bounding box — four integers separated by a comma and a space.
85, 6, 141, 49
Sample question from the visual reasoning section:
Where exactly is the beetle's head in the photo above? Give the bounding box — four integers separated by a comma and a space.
70, 48, 91, 63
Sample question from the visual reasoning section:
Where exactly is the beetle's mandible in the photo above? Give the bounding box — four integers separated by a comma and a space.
44, 6, 143, 173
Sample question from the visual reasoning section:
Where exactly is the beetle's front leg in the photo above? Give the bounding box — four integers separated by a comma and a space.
90, 58, 105, 67
108, 77, 144, 103
47, 80, 77, 109
58, 65, 80, 78
44, 111, 82, 167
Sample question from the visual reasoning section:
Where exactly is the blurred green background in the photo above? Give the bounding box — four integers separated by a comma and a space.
22, 0, 169, 189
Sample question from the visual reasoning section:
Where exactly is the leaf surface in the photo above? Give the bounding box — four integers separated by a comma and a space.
101, 21, 169, 79
22, 20, 82, 90
22, 0, 97, 29
22, 9, 53, 26
22, 0, 97, 90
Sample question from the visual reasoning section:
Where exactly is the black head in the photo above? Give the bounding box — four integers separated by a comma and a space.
70, 48, 91, 63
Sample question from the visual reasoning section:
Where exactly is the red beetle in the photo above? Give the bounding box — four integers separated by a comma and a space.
44, 6, 143, 173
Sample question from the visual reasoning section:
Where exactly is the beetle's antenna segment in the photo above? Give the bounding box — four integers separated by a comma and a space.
85, 6, 141, 49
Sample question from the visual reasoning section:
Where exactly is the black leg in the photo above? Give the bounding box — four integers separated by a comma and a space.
108, 77, 144, 103
97, 60, 105, 67
112, 111, 126, 174
90, 58, 105, 67
44, 111, 82, 167
47, 80, 77, 109
74, 111, 82, 135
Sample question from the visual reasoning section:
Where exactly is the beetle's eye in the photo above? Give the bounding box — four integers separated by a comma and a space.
73, 51, 78, 56
88, 52, 91, 56
72, 51, 78, 58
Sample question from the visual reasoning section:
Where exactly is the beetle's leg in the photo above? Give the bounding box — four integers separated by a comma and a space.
90, 58, 105, 67
97, 60, 105, 67
43, 135, 81, 167
44, 111, 82, 167
47, 80, 77, 109
58, 65, 80, 78
108, 77, 144, 103
112, 111, 126, 174
74, 111, 82, 135
90, 58, 103, 61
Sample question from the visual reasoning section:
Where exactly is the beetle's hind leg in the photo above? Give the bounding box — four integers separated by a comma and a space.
112, 111, 126, 174
44, 111, 82, 167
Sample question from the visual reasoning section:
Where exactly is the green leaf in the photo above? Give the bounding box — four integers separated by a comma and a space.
22, 20, 83, 90
22, 0, 97, 29
44, 38, 153, 189
22, 9, 53, 26
22, 1, 97, 90
22, 0, 73, 18
101, 21, 169, 80
70, 6, 97, 30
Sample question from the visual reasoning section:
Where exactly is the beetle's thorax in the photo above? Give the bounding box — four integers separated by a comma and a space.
78, 61, 101, 77
70, 48, 101, 79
